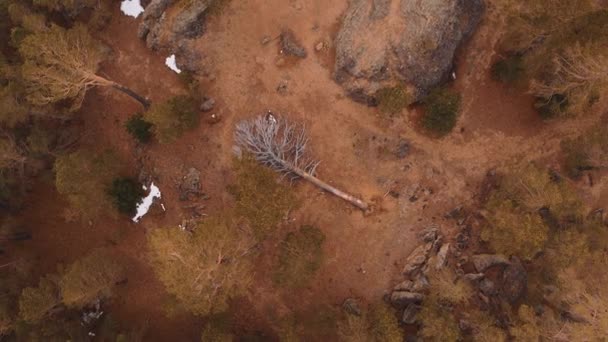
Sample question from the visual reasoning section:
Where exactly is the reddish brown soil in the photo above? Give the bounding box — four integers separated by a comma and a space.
9, 1, 607, 340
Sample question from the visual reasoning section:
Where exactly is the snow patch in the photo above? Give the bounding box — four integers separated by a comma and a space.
132, 183, 162, 223
120, 0, 144, 18
165, 55, 182, 74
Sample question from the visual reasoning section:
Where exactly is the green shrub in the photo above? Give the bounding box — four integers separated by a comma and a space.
144, 95, 199, 143
375, 85, 411, 114
491, 55, 524, 84
229, 157, 297, 240
422, 87, 461, 136
273, 225, 325, 288
125, 114, 153, 143
417, 294, 460, 341
107, 177, 144, 215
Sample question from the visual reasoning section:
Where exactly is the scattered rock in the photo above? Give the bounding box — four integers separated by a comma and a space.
280, 29, 307, 58
402, 303, 420, 324
435, 243, 450, 269
402, 243, 432, 277
315, 41, 325, 51
394, 139, 410, 159
342, 298, 362, 316
390, 291, 424, 308
411, 274, 429, 292
200, 97, 215, 112
418, 226, 439, 243
501, 256, 527, 303
205, 113, 221, 125
471, 254, 510, 272
334, 0, 484, 104
179, 168, 202, 201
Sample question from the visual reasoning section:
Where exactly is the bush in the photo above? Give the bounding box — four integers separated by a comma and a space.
417, 294, 460, 341
422, 87, 461, 136
107, 177, 144, 215
560, 127, 608, 178
230, 157, 297, 240
535, 94, 568, 119
274, 225, 325, 288
144, 95, 199, 143
491, 55, 524, 84
125, 114, 153, 143
375, 85, 411, 115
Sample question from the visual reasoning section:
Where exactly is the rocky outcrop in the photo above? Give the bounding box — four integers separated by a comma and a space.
138, 0, 213, 72
334, 0, 484, 105
501, 256, 527, 303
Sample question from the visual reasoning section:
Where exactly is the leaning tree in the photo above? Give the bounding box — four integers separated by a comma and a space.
235, 114, 369, 210
19, 23, 150, 111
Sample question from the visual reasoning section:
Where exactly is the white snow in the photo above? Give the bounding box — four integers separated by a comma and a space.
132, 183, 162, 223
120, 0, 144, 18
165, 55, 182, 74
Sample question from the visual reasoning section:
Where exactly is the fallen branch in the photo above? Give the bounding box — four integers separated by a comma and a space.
235, 114, 368, 211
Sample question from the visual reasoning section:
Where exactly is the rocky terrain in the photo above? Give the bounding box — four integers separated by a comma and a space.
334, 0, 484, 105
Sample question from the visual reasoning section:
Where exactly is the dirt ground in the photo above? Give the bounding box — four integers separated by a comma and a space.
12, 1, 607, 340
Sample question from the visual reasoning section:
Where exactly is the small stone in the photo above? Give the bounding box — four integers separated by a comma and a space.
435, 243, 450, 269
260, 35, 272, 45
275, 57, 286, 67
200, 97, 215, 112
463, 273, 484, 282
402, 303, 419, 324
342, 298, 362, 316
390, 291, 424, 308
459, 319, 473, 333
393, 280, 413, 292
394, 139, 410, 159
276, 81, 288, 94
315, 41, 324, 51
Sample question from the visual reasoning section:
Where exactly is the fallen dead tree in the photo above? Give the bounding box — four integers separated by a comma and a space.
235, 114, 368, 211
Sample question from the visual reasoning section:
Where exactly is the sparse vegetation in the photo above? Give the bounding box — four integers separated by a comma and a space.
273, 225, 325, 288
144, 95, 199, 143
230, 156, 298, 239
125, 114, 153, 143
491, 55, 524, 84
107, 177, 145, 215
375, 85, 411, 115
147, 216, 254, 316
421, 87, 461, 136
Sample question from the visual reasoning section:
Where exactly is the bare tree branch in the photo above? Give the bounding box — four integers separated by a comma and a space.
235, 114, 369, 211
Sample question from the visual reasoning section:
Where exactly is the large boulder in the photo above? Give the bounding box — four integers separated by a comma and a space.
334, 0, 484, 105
140, 0, 213, 50
471, 254, 510, 272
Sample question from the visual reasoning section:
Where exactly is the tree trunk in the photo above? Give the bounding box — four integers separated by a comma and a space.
111, 83, 151, 109
292, 167, 369, 211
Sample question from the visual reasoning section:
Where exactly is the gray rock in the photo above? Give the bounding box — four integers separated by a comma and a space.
411, 274, 429, 292
471, 254, 510, 272
394, 139, 410, 159
393, 280, 414, 292
418, 226, 439, 243
435, 243, 450, 269
139, 0, 213, 58
501, 256, 527, 303
334, 0, 484, 105
390, 291, 424, 308
342, 298, 362, 316
280, 30, 307, 58
179, 168, 202, 201
402, 243, 433, 277
463, 273, 484, 282
402, 303, 419, 324
200, 97, 215, 112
